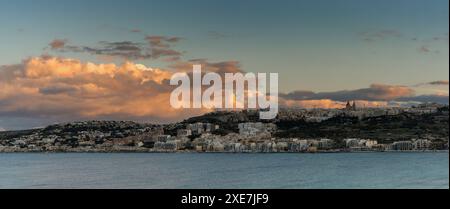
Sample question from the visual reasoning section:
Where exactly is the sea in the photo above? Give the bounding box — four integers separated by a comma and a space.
0, 152, 448, 189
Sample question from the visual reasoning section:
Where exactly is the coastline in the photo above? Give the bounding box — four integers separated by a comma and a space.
1, 149, 448, 154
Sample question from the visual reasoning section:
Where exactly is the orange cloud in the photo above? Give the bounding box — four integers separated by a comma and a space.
281, 84, 415, 102
0, 56, 207, 122
366, 84, 415, 100
280, 99, 389, 109
0, 56, 446, 127
282, 99, 345, 109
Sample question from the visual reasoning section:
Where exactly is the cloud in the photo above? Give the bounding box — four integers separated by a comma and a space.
414, 33, 449, 54
38, 83, 79, 95
280, 84, 415, 102
427, 80, 449, 85
0, 56, 251, 128
1, 56, 447, 129
82, 41, 151, 60
359, 30, 402, 42
145, 35, 183, 59
281, 99, 345, 109
145, 35, 181, 47
360, 31, 448, 54
395, 95, 449, 104
431, 33, 449, 42
280, 99, 390, 109
418, 45, 431, 53
0, 56, 206, 123
279, 83, 448, 109
49, 39, 68, 50
414, 80, 449, 87
48, 35, 183, 61
170, 59, 243, 74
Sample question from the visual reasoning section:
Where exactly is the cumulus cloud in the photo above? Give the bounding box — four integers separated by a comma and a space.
0, 56, 207, 123
0, 56, 447, 128
0, 55, 254, 127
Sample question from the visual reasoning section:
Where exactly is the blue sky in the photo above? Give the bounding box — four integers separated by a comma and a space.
1, 0, 448, 91
0, 0, 448, 129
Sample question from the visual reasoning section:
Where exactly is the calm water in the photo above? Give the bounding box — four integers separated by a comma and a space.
0, 152, 448, 189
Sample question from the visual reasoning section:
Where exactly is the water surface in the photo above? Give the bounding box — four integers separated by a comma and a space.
0, 152, 448, 189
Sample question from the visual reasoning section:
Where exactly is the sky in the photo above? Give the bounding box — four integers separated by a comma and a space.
0, 0, 449, 130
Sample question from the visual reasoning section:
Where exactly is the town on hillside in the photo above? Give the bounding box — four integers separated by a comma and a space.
0, 103, 448, 153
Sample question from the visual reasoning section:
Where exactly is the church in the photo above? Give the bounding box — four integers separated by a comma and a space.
345, 101, 357, 111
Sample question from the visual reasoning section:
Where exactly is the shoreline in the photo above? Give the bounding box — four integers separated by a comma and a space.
0, 150, 448, 154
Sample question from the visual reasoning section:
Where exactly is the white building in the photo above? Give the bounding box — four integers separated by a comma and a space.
238, 122, 276, 136
187, 123, 218, 135
392, 141, 413, 151
157, 135, 171, 142
365, 140, 378, 148
177, 129, 192, 137
345, 138, 360, 148
413, 139, 431, 150
318, 138, 333, 149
